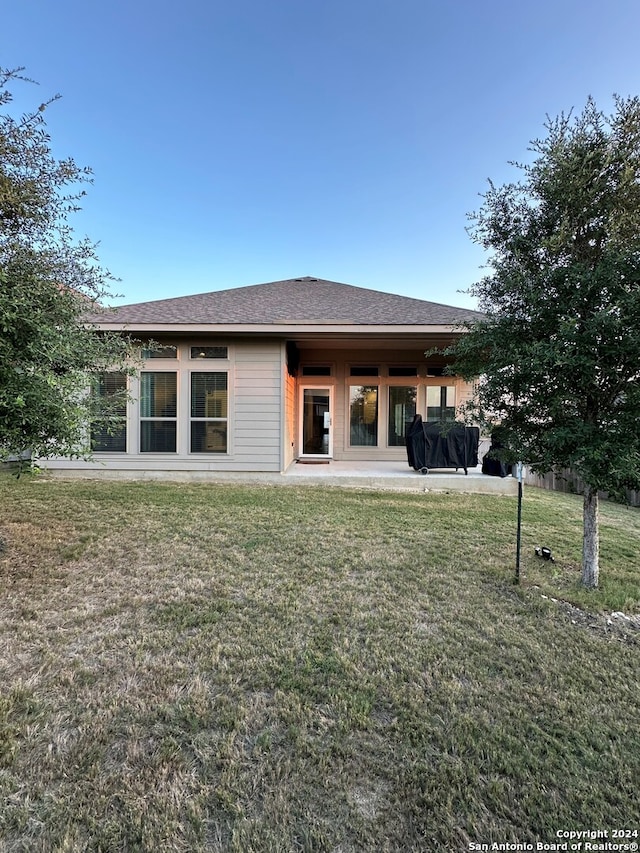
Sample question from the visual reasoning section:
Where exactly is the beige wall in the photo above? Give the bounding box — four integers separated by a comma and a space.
44, 338, 285, 474
283, 367, 297, 471
42, 337, 475, 474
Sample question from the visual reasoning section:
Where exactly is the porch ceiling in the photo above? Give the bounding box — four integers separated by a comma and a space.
290, 332, 459, 350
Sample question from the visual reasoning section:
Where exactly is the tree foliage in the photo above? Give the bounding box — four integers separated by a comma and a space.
444, 96, 640, 586
0, 68, 136, 463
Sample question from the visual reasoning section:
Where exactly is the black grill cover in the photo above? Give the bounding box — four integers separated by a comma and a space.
406, 415, 479, 474
481, 430, 512, 478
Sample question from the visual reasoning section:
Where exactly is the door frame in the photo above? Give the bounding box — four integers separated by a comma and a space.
298, 385, 334, 459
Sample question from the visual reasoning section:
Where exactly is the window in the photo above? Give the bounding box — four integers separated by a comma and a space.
388, 386, 417, 446
141, 345, 177, 359
91, 372, 127, 452
140, 372, 177, 452
190, 346, 228, 359
350, 366, 379, 377
190, 372, 228, 453
389, 366, 418, 377
302, 365, 332, 376
426, 386, 456, 422
349, 385, 378, 446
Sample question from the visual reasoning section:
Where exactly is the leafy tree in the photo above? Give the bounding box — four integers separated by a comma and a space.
0, 68, 136, 465
444, 97, 640, 588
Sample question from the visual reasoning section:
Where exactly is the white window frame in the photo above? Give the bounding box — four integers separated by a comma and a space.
189, 370, 229, 454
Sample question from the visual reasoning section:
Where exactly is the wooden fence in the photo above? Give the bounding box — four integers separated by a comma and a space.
524, 467, 640, 508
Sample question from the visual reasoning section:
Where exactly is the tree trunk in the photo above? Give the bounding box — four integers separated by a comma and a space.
582, 484, 599, 588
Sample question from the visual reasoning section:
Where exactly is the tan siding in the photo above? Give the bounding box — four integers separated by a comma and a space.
235, 370, 280, 382
235, 403, 280, 414
455, 377, 475, 409
232, 341, 282, 470
234, 386, 281, 397
235, 412, 280, 424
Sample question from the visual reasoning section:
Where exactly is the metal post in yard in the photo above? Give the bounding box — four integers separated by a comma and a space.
515, 462, 523, 584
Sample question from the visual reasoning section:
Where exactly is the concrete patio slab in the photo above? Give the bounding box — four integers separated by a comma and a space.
46, 460, 518, 495
282, 460, 518, 494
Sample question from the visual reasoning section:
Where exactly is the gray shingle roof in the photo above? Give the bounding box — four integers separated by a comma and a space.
90, 277, 483, 326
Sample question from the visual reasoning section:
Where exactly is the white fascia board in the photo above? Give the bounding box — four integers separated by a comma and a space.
87, 323, 465, 335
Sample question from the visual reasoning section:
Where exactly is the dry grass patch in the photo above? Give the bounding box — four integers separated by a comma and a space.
0, 475, 638, 851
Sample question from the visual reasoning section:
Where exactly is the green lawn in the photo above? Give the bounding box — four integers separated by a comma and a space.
0, 475, 638, 852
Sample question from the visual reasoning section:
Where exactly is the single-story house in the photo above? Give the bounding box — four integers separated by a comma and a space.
45, 276, 484, 476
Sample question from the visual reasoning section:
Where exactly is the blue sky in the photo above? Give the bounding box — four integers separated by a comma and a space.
3, 0, 640, 308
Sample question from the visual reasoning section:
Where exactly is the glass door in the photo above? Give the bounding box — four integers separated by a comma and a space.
300, 387, 332, 458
